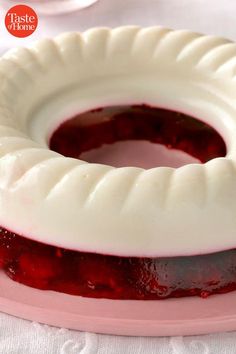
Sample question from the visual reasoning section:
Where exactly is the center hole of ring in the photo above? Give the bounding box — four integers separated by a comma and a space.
49, 105, 226, 169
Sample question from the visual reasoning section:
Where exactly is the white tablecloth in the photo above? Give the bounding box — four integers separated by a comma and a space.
0, 1, 236, 353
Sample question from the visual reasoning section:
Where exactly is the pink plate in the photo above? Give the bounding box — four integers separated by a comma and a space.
0, 272, 235, 336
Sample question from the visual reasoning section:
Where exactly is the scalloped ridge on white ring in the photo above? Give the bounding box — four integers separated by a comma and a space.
1, 26, 236, 257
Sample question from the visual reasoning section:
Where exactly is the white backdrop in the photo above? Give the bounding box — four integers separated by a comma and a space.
0, 1, 236, 353
0, 0, 236, 48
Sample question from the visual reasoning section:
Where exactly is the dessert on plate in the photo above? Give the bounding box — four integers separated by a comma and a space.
0, 26, 236, 301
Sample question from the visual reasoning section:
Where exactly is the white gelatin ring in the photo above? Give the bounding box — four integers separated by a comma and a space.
0, 27, 236, 257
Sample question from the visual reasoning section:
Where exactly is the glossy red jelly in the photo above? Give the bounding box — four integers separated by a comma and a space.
1, 228, 236, 299
0, 105, 232, 300
50, 105, 226, 163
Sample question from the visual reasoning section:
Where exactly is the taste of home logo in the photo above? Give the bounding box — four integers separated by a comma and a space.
5, 4, 38, 38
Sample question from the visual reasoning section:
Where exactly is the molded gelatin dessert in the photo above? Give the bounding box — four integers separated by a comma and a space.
1, 27, 236, 308
0, 105, 232, 300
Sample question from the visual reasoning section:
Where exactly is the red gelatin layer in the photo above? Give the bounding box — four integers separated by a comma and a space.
1, 228, 236, 299
50, 105, 226, 163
